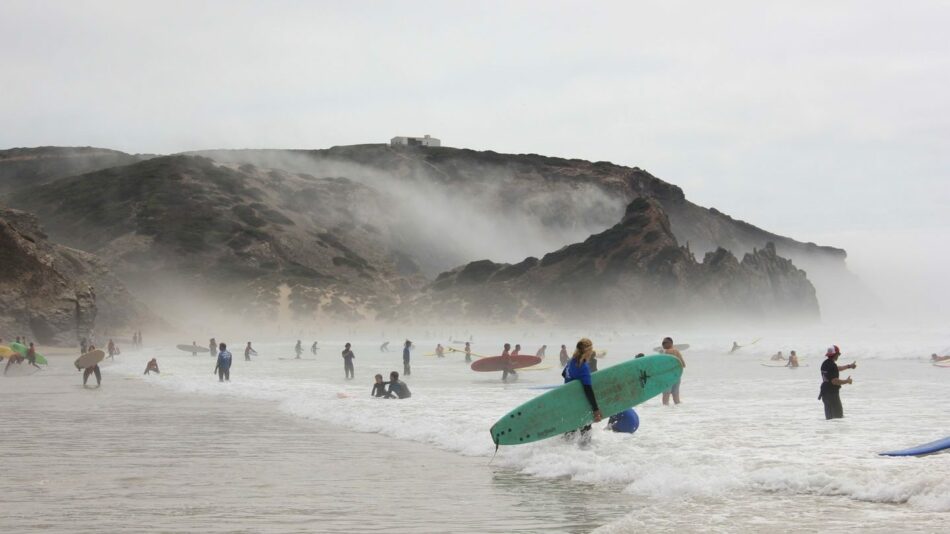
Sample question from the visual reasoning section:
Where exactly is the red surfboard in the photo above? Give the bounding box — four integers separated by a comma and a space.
471, 355, 542, 372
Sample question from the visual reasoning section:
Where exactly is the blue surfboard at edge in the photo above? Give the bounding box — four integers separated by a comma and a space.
879, 436, 950, 457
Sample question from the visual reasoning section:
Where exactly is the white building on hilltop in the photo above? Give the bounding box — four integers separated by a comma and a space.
390, 134, 441, 147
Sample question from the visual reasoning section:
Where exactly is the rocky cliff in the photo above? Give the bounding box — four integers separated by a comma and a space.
407, 198, 818, 325
0, 146, 141, 198
0, 208, 153, 344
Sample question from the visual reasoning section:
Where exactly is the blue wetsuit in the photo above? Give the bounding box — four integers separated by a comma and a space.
562, 358, 600, 436
215, 350, 232, 382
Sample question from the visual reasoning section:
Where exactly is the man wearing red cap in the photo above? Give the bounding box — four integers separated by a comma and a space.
819, 345, 856, 419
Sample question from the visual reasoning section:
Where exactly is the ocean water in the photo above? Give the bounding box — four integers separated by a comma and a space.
101, 325, 949, 531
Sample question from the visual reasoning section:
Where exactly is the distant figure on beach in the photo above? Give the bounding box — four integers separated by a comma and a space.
536, 345, 547, 360
80, 337, 88, 355
501, 343, 517, 383
294, 340, 303, 359
559, 344, 569, 366
189, 341, 200, 356
342, 343, 355, 379
311, 341, 318, 355
770, 351, 785, 361
371, 374, 388, 397
386, 371, 411, 399
562, 338, 602, 442
435, 343, 445, 358
144, 358, 160, 375
730, 341, 741, 354
660, 337, 686, 405
214, 343, 232, 382
209, 338, 217, 358
931, 353, 950, 362
245, 342, 257, 361
786, 351, 800, 368
819, 345, 855, 420
464, 342, 472, 363
25, 342, 42, 370
380, 341, 390, 353
107, 339, 117, 360
402, 340, 412, 376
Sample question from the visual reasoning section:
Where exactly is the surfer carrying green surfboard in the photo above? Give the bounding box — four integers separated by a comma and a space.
561, 338, 602, 439
660, 337, 686, 405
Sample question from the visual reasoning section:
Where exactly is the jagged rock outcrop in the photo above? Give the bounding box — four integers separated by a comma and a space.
0, 208, 153, 344
407, 198, 819, 325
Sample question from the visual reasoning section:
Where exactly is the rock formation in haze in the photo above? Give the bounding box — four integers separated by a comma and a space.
407, 198, 819, 325
0, 208, 153, 345
0, 146, 141, 198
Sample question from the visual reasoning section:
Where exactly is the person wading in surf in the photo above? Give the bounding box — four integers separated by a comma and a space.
402, 340, 412, 376
661, 337, 686, 405
213, 342, 232, 382
342, 343, 355, 379
501, 343, 517, 383
562, 338, 602, 442
819, 345, 855, 420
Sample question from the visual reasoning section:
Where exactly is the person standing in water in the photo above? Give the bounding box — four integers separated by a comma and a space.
660, 337, 686, 405
819, 345, 855, 420
244, 342, 256, 361
536, 345, 547, 360
311, 341, 318, 355
500, 343, 517, 383
144, 358, 160, 375
342, 343, 355, 379
435, 343, 445, 358
464, 342, 472, 363
294, 340, 303, 359
559, 344, 569, 367
562, 338, 603, 440
107, 339, 117, 360
214, 342, 232, 382
402, 340, 412, 376
209, 338, 217, 358
730, 341, 741, 354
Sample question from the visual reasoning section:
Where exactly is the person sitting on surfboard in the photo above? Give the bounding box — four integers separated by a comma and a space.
931, 353, 950, 362
770, 351, 785, 361
464, 342, 472, 363
786, 351, 800, 368
386, 371, 411, 399
371, 374, 389, 397
501, 343, 517, 383
144, 358, 160, 375
660, 337, 686, 406
561, 338, 602, 439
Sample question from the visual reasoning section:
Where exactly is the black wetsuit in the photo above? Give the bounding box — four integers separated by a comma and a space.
342, 349, 355, 379
819, 358, 843, 419
387, 380, 411, 399
83, 365, 101, 386
372, 382, 388, 398
402, 347, 411, 376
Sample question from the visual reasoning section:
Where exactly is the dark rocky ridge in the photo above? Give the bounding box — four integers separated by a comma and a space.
409, 198, 819, 325
0, 146, 141, 198
0, 208, 153, 344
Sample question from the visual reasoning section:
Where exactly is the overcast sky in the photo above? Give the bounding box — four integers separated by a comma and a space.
2, 1, 948, 318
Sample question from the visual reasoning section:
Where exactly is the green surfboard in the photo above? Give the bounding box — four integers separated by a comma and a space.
10, 342, 48, 365
490, 354, 682, 446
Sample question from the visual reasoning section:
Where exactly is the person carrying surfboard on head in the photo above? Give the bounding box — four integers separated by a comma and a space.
561, 338, 602, 441
213, 342, 232, 382
819, 345, 855, 420
464, 342, 472, 363
660, 337, 686, 405
144, 358, 160, 375
342, 343, 355, 379
402, 340, 412, 376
